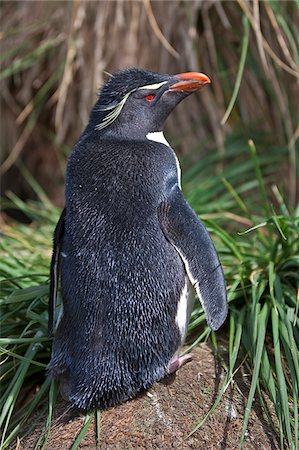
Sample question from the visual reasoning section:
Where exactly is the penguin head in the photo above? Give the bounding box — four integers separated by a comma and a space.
89, 68, 211, 139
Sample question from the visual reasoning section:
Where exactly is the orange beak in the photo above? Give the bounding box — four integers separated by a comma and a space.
169, 72, 211, 92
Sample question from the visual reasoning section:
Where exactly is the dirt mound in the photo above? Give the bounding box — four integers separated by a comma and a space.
22, 344, 278, 449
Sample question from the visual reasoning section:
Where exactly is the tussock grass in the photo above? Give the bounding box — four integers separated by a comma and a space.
0, 197, 58, 448
186, 142, 299, 450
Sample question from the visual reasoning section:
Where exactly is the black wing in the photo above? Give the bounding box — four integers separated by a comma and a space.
48, 208, 66, 337
158, 187, 227, 331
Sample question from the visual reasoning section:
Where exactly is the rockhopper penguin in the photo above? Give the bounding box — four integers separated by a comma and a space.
47, 68, 227, 410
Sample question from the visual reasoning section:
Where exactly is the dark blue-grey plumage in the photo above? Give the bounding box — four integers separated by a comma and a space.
97, 68, 170, 108
47, 68, 227, 410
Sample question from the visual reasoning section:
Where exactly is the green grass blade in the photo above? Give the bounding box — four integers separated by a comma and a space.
1, 378, 51, 448
272, 308, 294, 449
239, 301, 270, 448
96, 409, 101, 450
248, 139, 271, 218
0, 346, 47, 368
188, 309, 244, 437
221, 15, 250, 125
34, 380, 58, 450
71, 412, 94, 450
181, 327, 210, 355
222, 177, 249, 214
0, 333, 43, 445
0, 337, 49, 344
0, 37, 62, 80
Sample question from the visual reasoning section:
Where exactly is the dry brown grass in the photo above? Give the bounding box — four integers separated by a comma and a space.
1, 0, 298, 205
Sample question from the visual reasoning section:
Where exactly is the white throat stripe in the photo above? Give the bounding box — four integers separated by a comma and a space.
146, 132, 170, 147
146, 132, 181, 189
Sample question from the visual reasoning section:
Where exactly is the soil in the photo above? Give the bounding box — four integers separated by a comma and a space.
21, 343, 279, 450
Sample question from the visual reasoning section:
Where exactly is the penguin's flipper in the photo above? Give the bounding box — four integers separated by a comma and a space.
158, 188, 227, 331
48, 208, 66, 337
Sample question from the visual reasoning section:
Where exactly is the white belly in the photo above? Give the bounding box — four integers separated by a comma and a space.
175, 278, 195, 343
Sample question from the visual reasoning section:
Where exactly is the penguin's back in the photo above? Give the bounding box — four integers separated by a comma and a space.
48, 137, 187, 409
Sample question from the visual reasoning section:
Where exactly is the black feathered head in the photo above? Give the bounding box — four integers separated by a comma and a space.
93, 69, 170, 131
98, 69, 170, 108
88, 68, 211, 136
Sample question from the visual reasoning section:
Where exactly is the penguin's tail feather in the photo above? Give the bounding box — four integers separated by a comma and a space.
47, 346, 169, 410
67, 361, 167, 410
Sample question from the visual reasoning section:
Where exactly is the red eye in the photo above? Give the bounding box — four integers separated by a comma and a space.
146, 94, 155, 101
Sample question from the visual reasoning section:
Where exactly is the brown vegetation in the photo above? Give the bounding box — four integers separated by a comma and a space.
1, 1, 298, 205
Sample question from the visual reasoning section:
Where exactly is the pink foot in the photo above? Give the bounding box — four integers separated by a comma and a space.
167, 353, 193, 374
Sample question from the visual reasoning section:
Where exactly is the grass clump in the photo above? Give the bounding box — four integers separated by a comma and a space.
190, 203, 298, 449
0, 198, 58, 449
186, 142, 299, 450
